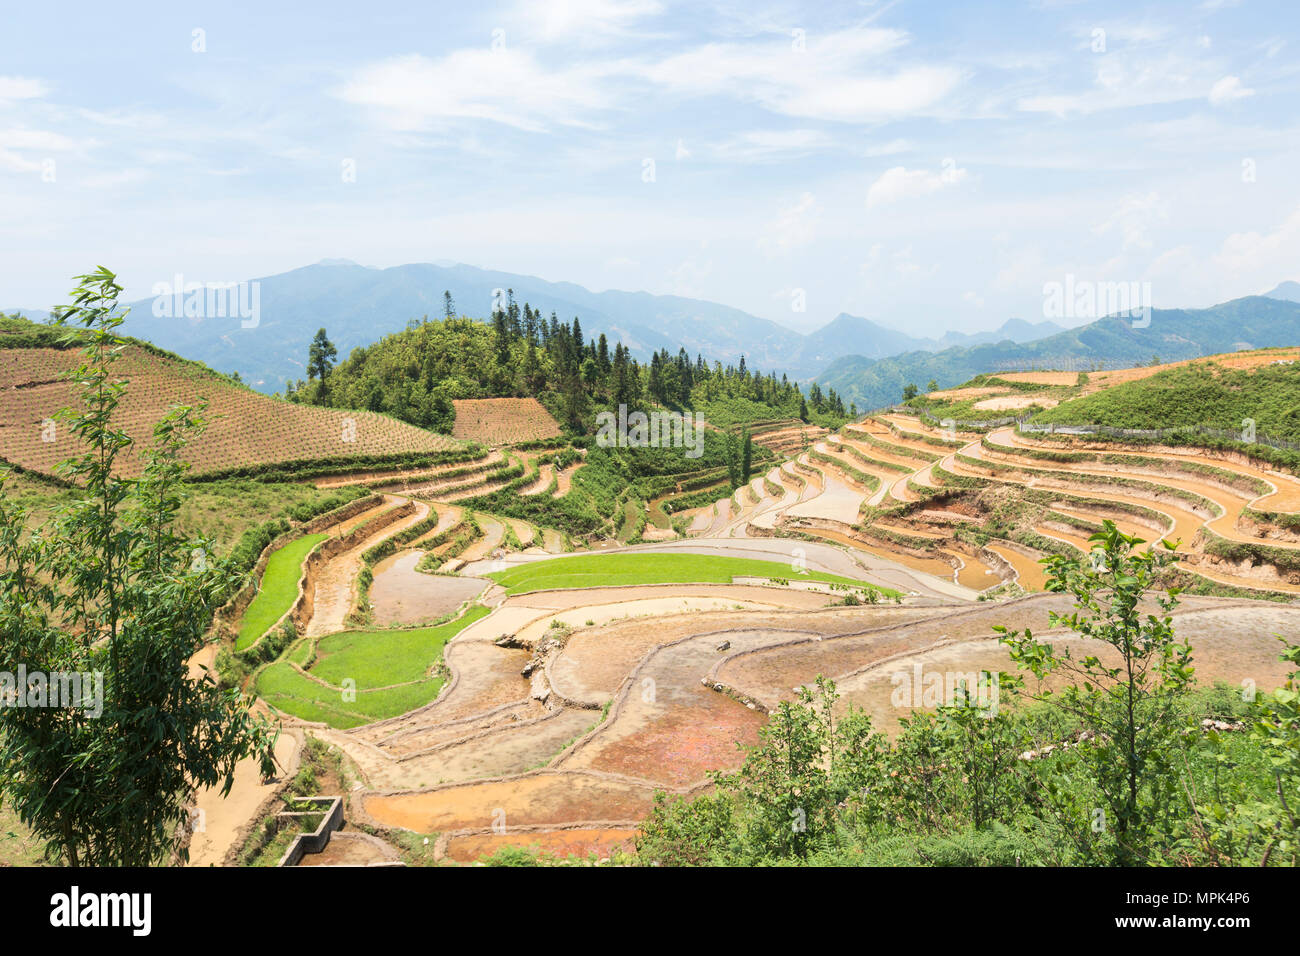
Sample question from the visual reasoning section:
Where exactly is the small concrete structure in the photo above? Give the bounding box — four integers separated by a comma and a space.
275, 795, 345, 867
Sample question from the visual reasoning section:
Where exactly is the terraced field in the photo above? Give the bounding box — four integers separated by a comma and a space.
191, 348, 1300, 866
0, 345, 465, 478
450, 398, 561, 445
232, 518, 1300, 865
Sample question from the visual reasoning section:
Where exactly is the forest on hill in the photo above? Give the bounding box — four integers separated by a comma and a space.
283, 293, 854, 434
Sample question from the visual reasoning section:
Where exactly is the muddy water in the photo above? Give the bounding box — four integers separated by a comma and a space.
801, 525, 956, 580
986, 543, 1048, 590
369, 550, 487, 626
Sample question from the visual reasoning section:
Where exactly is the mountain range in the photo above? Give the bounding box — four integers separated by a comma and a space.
3, 260, 1063, 391
814, 294, 1300, 411
5, 262, 1298, 411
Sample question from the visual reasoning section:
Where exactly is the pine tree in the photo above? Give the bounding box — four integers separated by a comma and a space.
307, 327, 338, 400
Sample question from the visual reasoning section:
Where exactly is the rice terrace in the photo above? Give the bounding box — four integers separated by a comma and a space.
5, 280, 1300, 874
3, 5, 1300, 926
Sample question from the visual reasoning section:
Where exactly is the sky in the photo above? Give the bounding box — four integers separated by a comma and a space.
2, 0, 1299, 337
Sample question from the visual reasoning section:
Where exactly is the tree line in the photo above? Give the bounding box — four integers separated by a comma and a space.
284, 290, 854, 432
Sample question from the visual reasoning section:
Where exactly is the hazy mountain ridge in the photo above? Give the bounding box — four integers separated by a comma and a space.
6, 265, 1297, 402
815, 296, 1300, 411
2, 261, 1068, 391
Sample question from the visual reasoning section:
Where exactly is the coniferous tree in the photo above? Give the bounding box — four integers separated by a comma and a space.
308, 327, 338, 399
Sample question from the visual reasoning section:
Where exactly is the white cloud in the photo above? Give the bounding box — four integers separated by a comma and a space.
759, 192, 818, 254
0, 148, 42, 173
0, 128, 84, 152
337, 51, 615, 132
1092, 192, 1167, 251
340, 24, 964, 135
712, 129, 832, 162
866, 164, 968, 208
1208, 75, 1254, 105
1019, 46, 1230, 116
863, 138, 911, 157
1215, 203, 1300, 276
0, 76, 48, 103
636, 27, 961, 123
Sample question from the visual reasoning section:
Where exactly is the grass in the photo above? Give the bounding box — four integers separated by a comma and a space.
1033, 359, 1300, 439
310, 606, 492, 688
0, 470, 366, 559
178, 480, 366, 554
254, 605, 491, 728
256, 665, 440, 729
486, 552, 900, 598
0, 802, 46, 866
235, 533, 328, 651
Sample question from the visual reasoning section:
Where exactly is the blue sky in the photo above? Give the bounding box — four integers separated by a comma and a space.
2, 0, 1298, 336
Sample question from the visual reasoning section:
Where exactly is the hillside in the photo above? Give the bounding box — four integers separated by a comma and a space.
816, 296, 1300, 411
1032, 353, 1300, 439
0, 315, 467, 480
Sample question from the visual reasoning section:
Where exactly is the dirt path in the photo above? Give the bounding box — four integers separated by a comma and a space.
186, 729, 301, 866
555, 462, 580, 495
461, 515, 506, 562
520, 464, 555, 496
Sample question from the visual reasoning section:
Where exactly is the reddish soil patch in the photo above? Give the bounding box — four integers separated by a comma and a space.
362, 772, 656, 832
297, 832, 400, 866
580, 687, 765, 786
445, 827, 636, 863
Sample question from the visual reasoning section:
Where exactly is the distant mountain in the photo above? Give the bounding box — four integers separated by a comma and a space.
932, 316, 1066, 350
793, 314, 930, 370
109, 261, 807, 391
101, 261, 1033, 391
815, 296, 1300, 411
791, 313, 1063, 371
14, 264, 1283, 400
1265, 280, 1300, 303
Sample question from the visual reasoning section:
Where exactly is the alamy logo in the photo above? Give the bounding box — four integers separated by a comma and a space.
595, 404, 705, 459
1042, 274, 1152, 328
150, 274, 261, 328
890, 665, 999, 716
0, 666, 103, 718
49, 886, 151, 936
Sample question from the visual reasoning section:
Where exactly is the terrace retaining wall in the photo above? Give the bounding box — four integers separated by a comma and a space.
209, 494, 383, 641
